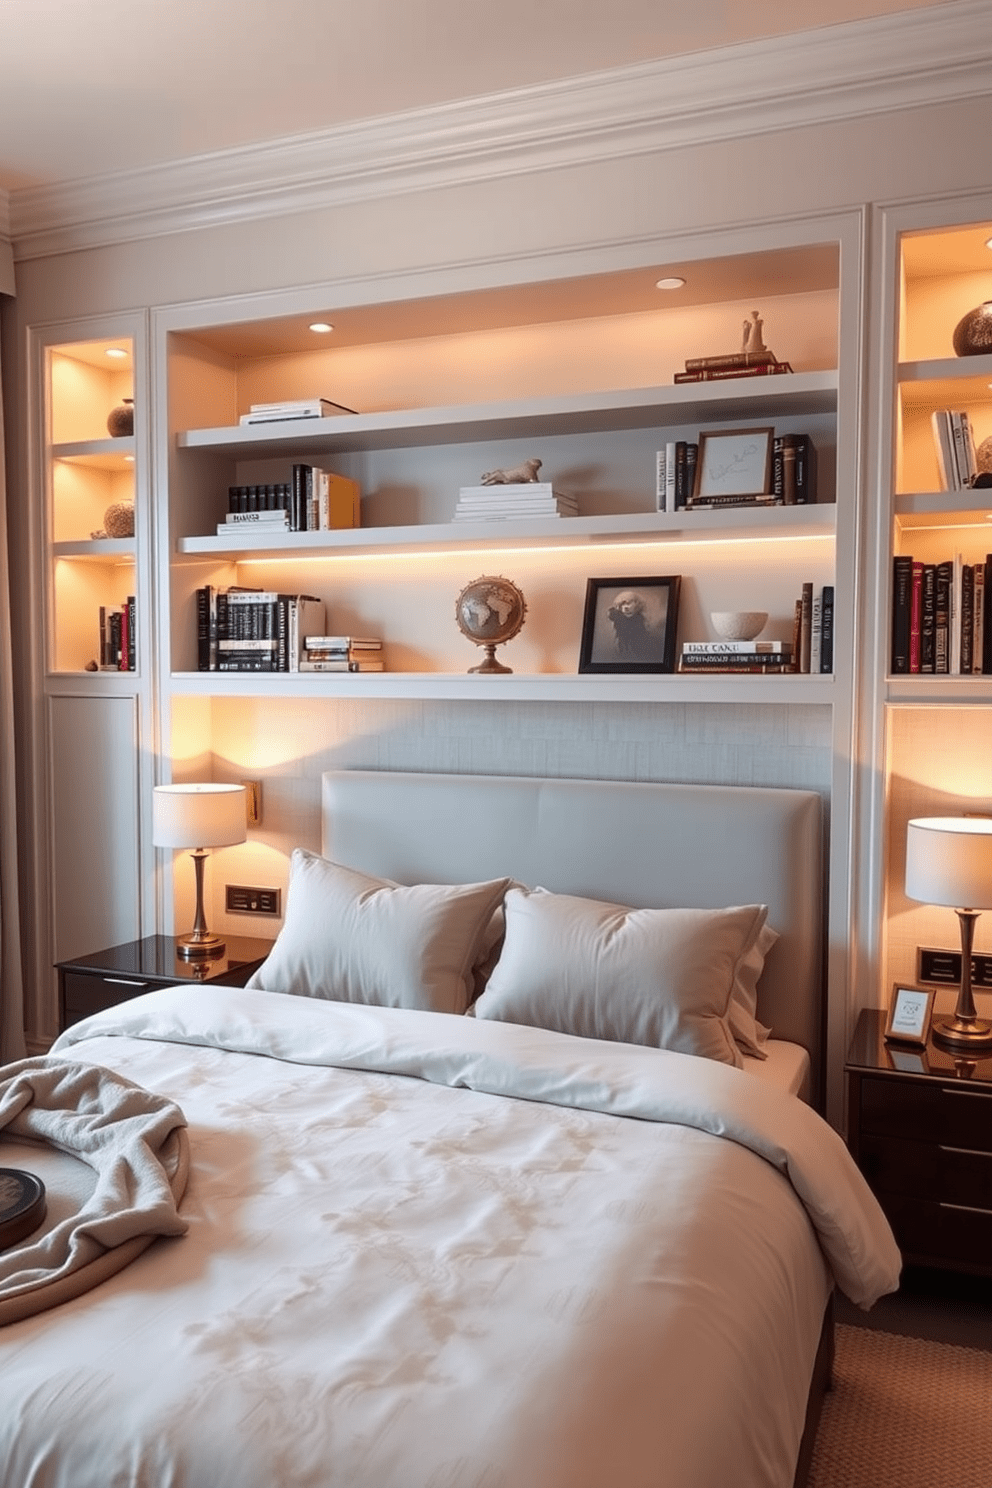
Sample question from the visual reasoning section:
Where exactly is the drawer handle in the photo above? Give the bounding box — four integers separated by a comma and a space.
103, 977, 148, 988
943, 1087, 992, 1102
939, 1201, 992, 1217
940, 1145, 992, 1159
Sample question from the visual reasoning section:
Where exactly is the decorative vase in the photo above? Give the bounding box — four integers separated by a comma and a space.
952, 302, 992, 358
107, 397, 134, 437
103, 501, 134, 538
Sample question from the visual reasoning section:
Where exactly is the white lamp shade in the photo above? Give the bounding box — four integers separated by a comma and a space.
153, 784, 247, 849
905, 817, 992, 911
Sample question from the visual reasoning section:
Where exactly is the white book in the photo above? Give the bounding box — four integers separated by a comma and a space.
809, 590, 823, 675
682, 640, 791, 654
931, 410, 963, 490
655, 449, 666, 512
664, 440, 677, 513
224, 509, 290, 525
218, 637, 277, 652
458, 482, 556, 500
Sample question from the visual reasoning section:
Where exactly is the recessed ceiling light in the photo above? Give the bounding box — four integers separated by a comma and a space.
655, 277, 686, 291
309, 322, 334, 334
105, 347, 128, 359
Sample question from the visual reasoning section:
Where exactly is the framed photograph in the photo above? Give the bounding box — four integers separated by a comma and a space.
884, 984, 935, 1046
695, 427, 773, 498
578, 576, 681, 674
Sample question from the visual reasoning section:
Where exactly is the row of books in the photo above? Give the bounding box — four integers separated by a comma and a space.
891, 554, 992, 675
674, 351, 794, 384
931, 410, 980, 491
677, 585, 834, 674
98, 598, 136, 671
300, 637, 384, 673
238, 397, 357, 426
217, 466, 361, 536
453, 482, 577, 521
655, 433, 817, 512
196, 587, 326, 672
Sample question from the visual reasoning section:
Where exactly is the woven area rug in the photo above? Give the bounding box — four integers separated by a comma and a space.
808, 1323, 992, 1488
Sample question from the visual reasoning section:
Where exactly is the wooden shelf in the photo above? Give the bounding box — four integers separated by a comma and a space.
53, 539, 136, 560
886, 676, 992, 704
176, 373, 839, 459
894, 490, 992, 529
897, 356, 992, 409
170, 670, 835, 703
179, 502, 836, 559
52, 437, 135, 470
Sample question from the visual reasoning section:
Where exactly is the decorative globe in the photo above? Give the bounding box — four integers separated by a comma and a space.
455, 575, 527, 673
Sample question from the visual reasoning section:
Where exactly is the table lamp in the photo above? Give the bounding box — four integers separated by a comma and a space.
905, 816, 992, 1050
153, 783, 247, 958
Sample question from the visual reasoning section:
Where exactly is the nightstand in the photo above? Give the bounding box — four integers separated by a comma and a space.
846, 1006, 992, 1276
56, 934, 275, 1032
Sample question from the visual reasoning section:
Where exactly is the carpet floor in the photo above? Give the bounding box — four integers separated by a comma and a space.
807, 1323, 992, 1488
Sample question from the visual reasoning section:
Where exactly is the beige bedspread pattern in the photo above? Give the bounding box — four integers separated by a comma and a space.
0, 1056, 189, 1325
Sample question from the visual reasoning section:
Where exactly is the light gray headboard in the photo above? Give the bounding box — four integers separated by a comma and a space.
321, 770, 824, 1078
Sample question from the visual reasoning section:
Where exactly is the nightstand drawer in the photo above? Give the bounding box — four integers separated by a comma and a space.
860, 1134, 992, 1210
860, 1076, 992, 1153
61, 970, 158, 1025
880, 1192, 992, 1270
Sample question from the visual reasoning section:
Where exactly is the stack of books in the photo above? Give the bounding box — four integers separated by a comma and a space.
453, 483, 577, 521
196, 587, 325, 672
238, 397, 357, 425
674, 352, 794, 384
891, 552, 992, 675
792, 583, 834, 674
300, 636, 384, 672
678, 640, 796, 674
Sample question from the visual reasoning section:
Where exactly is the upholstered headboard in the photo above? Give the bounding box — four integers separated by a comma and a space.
321, 770, 824, 1072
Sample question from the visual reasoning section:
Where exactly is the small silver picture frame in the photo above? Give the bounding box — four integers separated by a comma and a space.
884, 984, 935, 1046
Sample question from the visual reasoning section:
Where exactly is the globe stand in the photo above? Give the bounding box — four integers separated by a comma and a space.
469, 643, 512, 674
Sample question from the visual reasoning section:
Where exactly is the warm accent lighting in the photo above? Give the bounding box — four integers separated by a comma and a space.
655, 277, 686, 290
905, 816, 992, 1049
309, 322, 334, 334
153, 783, 247, 959
105, 347, 128, 359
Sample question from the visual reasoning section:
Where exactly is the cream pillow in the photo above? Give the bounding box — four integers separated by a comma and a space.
728, 921, 778, 1058
246, 849, 510, 1014
473, 887, 774, 1067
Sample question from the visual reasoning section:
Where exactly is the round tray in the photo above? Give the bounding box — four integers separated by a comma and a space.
0, 1168, 47, 1251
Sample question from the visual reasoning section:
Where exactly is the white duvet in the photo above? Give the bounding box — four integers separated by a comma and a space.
1, 986, 900, 1488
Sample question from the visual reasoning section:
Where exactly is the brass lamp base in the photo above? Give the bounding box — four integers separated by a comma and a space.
177, 931, 225, 960
931, 1012, 992, 1051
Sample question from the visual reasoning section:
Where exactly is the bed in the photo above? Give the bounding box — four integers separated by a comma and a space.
0, 770, 900, 1488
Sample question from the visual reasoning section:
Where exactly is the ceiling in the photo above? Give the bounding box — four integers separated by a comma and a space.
0, 0, 956, 195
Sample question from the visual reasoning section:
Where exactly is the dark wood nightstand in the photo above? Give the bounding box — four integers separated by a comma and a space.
56, 934, 275, 1032
846, 1006, 992, 1276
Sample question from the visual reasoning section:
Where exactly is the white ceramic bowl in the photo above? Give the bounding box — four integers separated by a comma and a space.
709, 610, 768, 641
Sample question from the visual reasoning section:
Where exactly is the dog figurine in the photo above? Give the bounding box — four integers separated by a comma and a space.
480, 457, 542, 485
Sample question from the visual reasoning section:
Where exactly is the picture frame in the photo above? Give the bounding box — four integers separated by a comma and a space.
578, 575, 681, 674
694, 427, 773, 498
884, 984, 935, 1046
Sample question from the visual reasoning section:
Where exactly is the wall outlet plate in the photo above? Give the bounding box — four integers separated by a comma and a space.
917, 946, 992, 988
226, 884, 281, 916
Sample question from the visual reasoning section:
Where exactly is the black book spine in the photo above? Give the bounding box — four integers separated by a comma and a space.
891, 556, 913, 674
919, 564, 936, 673
819, 585, 834, 673
984, 555, 992, 674
291, 464, 306, 532
674, 441, 688, 509
960, 563, 975, 674
934, 560, 952, 674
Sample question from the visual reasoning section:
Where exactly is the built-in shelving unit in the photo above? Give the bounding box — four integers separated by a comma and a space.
869, 200, 992, 1031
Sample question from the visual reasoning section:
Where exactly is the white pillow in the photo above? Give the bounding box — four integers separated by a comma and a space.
473, 887, 774, 1067
246, 849, 510, 1015
728, 921, 778, 1058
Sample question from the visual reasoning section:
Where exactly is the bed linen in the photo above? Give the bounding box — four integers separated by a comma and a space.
2, 985, 899, 1488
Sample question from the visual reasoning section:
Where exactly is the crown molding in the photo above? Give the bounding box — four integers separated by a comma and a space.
10, 1, 991, 262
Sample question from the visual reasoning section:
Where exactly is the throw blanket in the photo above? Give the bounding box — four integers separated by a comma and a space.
0, 1057, 189, 1326
56, 984, 900, 1308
